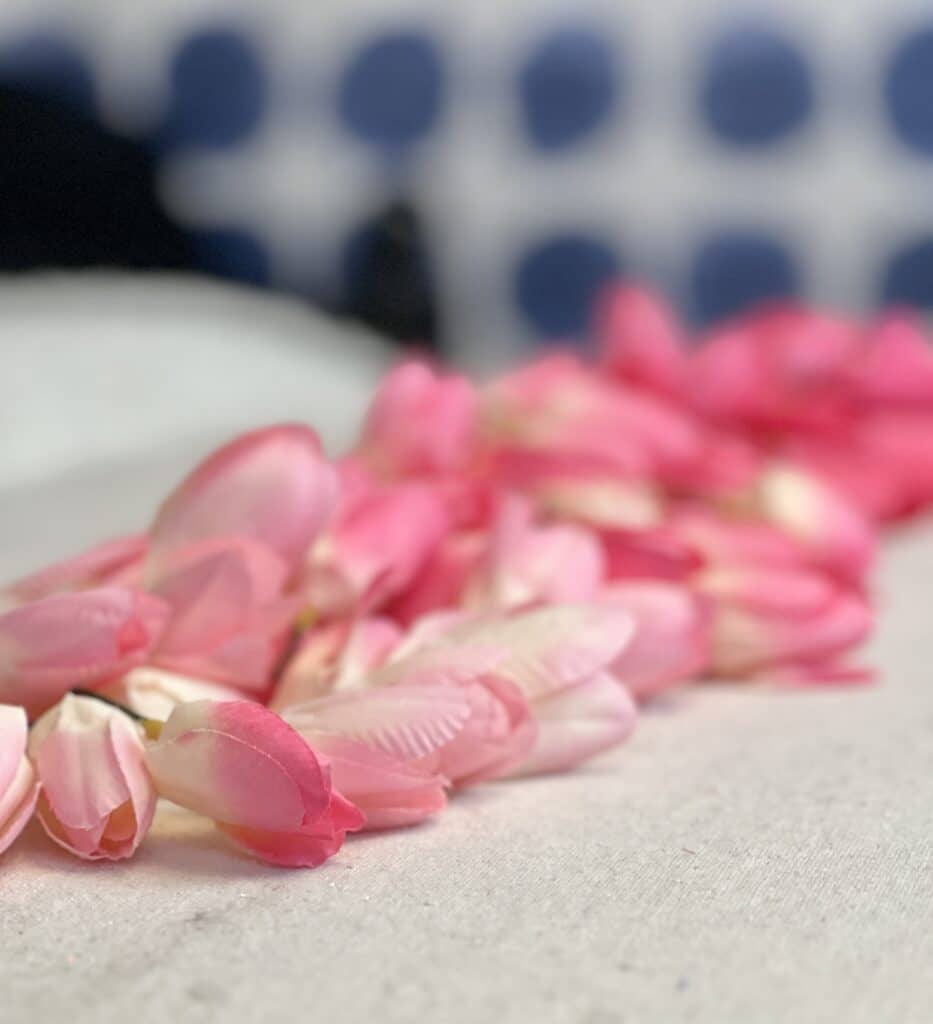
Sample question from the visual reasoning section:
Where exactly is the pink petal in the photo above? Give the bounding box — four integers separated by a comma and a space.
360, 361, 478, 476
146, 700, 329, 831
856, 313, 933, 408
431, 604, 635, 701
217, 793, 363, 868
601, 581, 710, 699
4, 534, 148, 604
511, 671, 638, 777
282, 685, 472, 761
150, 424, 338, 573
28, 694, 155, 860
0, 587, 169, 718
597, 284, 688, 397
294, 732, 446, 830
467, 496, 605, 610
308, 482, 450, 615
0, 705, 39, 856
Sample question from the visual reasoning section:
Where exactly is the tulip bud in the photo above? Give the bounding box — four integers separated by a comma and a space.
29, 694, 156, 860
146, 701, 364, 867
0, 705, 40, 856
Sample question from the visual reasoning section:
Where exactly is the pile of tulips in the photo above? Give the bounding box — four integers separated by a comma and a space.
2, 286, 932, 867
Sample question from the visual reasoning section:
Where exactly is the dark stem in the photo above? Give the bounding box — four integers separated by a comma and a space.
70, 688, 146, 722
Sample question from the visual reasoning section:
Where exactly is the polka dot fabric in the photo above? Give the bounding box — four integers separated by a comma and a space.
0, 1, 929, 358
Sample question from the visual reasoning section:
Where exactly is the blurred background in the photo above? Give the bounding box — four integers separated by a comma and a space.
1, 0, 932, 568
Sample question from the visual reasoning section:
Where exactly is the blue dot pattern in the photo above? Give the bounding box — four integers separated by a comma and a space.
192, 228, 269, 286
515, 234, 621, 337
518, 25, 620, 152
163, 28, 265, 149
338, 31, 444, 149
691, 231, 798, 325
0, 32, 95, 116
884, 27, 933, 156
701, 24, 813, 146
882, 237, 933, 308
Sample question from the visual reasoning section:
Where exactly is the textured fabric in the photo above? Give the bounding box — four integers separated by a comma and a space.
2, 499, 931, 1021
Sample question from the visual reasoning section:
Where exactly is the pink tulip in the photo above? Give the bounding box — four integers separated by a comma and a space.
145, 700, 364, 867
752, 463, 876, 582
402, 605, 636, 778
305, 481, 450, 618
385, 530, 486, 626
271, 616, 403, 709
286, 627, 533, 787
28, 694, 156, 860
699, 565, 873, 680
508, 671, 638, 777
601, 581, 710, 700
465, 496, 605, 611
150, 424, 339, 576
689, 305, 860, 436
0, 705, 40, 856
0, 587, 169, 718
483, 354, 701, 482
597, 284, 688, 397
147, 538, 297, 693
359, 361, 478, 477
3, 534, 148, 605
283, 687, 471, 828
854, 313, 933, 409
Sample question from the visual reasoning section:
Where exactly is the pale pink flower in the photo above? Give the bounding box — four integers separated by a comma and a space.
305, 481, 450, 619
28, 694, 156, 860
0, 705, 39, 856
146, 537, 298, 693
0, 587, 169, 718
359, 361, 478, 477
283, 687, 471, 828
3, 534, 147, 606
464, 496, 605, 611
146, 700, 364, 867
271, 616, 403, 709
398, 605, 636, 778
601, 581, 710, 700
149, 423, 339, 576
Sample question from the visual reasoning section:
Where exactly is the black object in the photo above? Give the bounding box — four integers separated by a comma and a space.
342, 198, 441, 350
0, 84, 194, 272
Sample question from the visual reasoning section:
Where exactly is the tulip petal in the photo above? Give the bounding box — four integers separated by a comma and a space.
147, 701, 329, 830
282, 685, 472, 761
150, 424, 338, 572
511, 671, 638, 777
0, 705, 39, 856
0, 588, 169, 717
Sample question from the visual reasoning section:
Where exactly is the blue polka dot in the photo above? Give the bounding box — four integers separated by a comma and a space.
515, 233, 621, 338
690, 231, 798, 325
700, 25, 813, 146
882, 237, 933, 308
0, 33, 96, 116
193, 228, 269, 286
884, 27, 933, 156
518, 25, 620, 152
338, 31, 445, 148
163, 28, 266, 149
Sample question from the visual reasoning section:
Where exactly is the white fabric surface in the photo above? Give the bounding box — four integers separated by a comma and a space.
1, 276, 932, 1022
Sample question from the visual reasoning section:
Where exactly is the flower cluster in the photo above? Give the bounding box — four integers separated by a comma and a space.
2, 286, 931, 868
